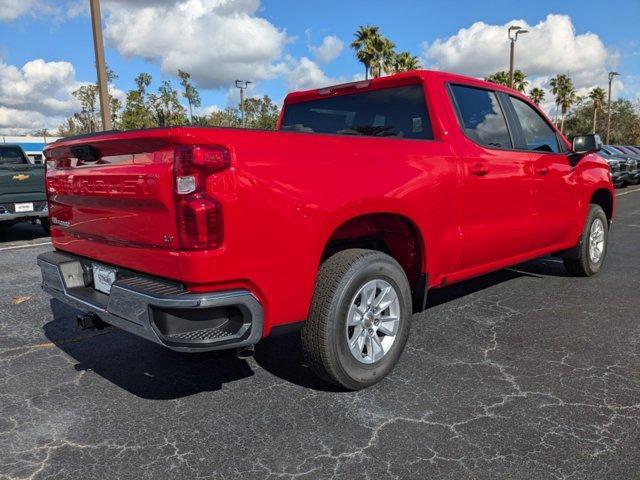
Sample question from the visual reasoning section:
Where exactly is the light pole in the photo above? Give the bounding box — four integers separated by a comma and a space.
89, 0, 112, 131
235, 80, 252, 127
605, 71, 620, 144
508, 25, 528, 89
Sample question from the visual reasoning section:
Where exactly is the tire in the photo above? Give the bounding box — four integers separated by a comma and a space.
563, 204, 608, 277
301, 249, 413, 390
40, 217, 51, 235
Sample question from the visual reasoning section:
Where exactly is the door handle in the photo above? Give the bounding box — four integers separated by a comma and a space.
468, 163, 489, 176
536, 166, 549, 176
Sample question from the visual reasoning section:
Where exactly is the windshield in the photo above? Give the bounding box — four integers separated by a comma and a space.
281, 84, 433, 140
0, 146, 27, 165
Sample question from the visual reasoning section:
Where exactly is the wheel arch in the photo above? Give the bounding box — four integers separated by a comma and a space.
320, 211, 428, 312
590, 188, 614, 225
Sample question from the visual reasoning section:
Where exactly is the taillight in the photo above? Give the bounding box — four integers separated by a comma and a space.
174, 145, 230, 250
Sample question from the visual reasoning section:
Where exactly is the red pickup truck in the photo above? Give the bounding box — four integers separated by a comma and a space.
38, 70, 614, 390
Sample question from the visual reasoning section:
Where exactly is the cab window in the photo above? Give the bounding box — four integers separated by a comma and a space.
510, 96, 560, 153
449, 85, 512, 149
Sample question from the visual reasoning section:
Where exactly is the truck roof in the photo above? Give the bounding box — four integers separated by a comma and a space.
283, 69, 529, 105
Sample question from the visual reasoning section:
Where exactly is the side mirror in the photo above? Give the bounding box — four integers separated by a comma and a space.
572, 134, 602, 154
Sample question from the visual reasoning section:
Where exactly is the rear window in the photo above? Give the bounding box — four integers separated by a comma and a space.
0, 146, 27, 164
281, 84, 433, 140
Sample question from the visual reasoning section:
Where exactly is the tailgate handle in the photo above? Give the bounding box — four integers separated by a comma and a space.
71, 145, 101, 163
536, 166, 549, 176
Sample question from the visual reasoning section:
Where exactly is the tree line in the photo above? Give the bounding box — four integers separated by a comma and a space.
483, 69, 639, 144
52, 25, 639, 144
57, 69, 280, 137
349, 25, 639, 144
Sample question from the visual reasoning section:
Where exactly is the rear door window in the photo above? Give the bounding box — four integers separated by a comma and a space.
509, 96, 560, 153
449, 85, 512, 149
281, 84, 433, 140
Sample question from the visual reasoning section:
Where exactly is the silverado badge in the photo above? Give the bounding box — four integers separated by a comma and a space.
12, 174, 30, 181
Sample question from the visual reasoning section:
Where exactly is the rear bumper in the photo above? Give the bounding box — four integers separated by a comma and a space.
0, 201, 48, 221
37, 250, 263, 352
0, 211, 47, 221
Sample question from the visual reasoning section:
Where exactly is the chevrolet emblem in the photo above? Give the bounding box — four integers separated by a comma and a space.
12, 174, 30, 181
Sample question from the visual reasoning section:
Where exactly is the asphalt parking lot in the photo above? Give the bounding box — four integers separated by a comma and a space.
1, 188, 639, 480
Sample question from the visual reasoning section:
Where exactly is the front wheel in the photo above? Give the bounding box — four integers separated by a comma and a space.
563, 204, 609, 277
301, 249, 413, 390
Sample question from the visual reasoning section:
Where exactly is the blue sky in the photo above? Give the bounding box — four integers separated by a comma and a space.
0, 0, 638, 134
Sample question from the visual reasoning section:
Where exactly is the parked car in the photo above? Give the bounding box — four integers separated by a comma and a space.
0, 144, 50, 233
620, 145, 640, 156
37, 70, 614, 390
603, 145, 640, 185
596, 147, 629, 188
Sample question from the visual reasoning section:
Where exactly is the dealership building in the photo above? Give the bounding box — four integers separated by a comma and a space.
1, 135, 61, 164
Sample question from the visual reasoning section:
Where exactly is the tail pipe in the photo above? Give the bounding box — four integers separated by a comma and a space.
237, 344, 255, 359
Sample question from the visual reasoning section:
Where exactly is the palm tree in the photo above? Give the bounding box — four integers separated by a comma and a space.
588, 87, 606, 134
485, 70, 528, 92
385, 51, 421, 74
512, 70, 529, 93
550, 74, 577, 133
351, 26, 380, 80
485, 71, 509, 86
528, 87, 545, 105
369, 36, 395, 78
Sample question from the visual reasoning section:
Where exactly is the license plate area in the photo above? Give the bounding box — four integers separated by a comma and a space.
14, 202, 34, 213
92, 263, 117, 294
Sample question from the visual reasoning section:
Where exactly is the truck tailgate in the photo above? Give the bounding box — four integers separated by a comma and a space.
45, 132, 182, 277
0, 164, 44, 196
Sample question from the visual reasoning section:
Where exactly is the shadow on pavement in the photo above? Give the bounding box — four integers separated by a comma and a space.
254, 333, 344, 392
44, 299, 255, 400
426, 257, 569, 308
0, 221, 49, 244
509, 257, 571, 277
42, 258, 568, 396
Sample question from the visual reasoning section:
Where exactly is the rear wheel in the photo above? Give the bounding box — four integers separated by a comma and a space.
563, 204, 608, 277
301, 249, 412, 390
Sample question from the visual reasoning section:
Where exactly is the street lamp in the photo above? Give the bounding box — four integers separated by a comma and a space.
508, 25, 528, 89
235, 80, 252, 127
605, 71, 620, 144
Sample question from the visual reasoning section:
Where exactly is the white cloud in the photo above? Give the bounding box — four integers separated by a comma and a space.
0, 59, 81, 115
0, 0, 81, 21
309, 35, 344, 64
0, 106, 65, 135
0, 59, 83, 134
0, 0, 39, 20
422, 14, 622, 116
424, 15, 612, 86
102, 0, 288, 90
281, 56, 343, 92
